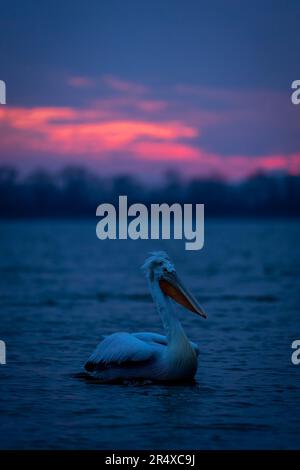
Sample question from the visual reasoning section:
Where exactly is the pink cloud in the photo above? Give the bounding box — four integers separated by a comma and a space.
0, 106, 198, 157
1, 103, 300, 180
186, 153, 300, 180
91, 97, 169, 117
1, 76, 300, 180
68, 74, 149, 95
102, 75, 148, 94
131, 142, 200, 161
135, 100, 167, 112
68, 76, 95, 88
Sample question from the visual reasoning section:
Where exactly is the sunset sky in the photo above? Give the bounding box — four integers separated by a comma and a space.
1, 0, 300, 180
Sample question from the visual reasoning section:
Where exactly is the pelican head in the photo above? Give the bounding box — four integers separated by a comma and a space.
142, 251, 207, 319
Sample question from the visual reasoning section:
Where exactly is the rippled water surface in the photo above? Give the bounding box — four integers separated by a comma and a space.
0, 219, 300, 449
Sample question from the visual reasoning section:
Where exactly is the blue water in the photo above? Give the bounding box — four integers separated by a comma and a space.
0, 219, 300, 449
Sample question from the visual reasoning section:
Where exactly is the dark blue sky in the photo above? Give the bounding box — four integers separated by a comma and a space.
2, 0, 299, 104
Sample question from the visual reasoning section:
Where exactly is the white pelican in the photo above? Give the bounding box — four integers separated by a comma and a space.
84, 252, 207, 383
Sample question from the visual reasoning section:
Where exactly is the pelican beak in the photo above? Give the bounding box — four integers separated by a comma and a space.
159, 271, 207, 319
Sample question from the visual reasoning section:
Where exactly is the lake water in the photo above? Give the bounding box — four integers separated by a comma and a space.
0, 219, 300, 449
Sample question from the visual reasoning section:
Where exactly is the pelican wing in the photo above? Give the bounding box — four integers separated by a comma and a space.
133, 332, 168, 345
133, 332, 199, 356
84, 332, 155, 372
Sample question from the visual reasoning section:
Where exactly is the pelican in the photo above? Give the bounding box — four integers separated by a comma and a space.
84, 252, 207, 382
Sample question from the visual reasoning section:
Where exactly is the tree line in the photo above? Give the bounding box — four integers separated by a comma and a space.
0, 166, 299, 217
